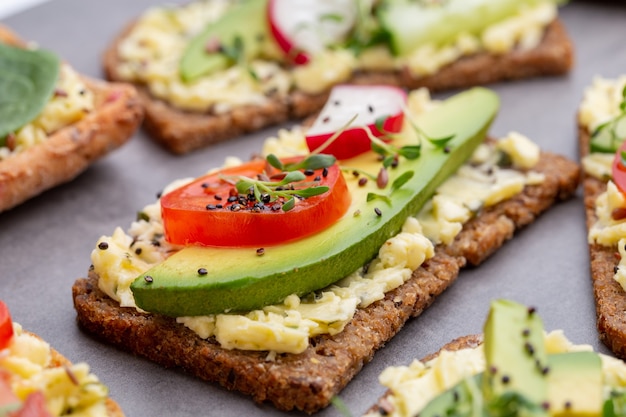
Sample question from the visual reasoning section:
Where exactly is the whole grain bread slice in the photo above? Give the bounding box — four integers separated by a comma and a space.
103, 16, 574, 154
579, 124, 626, 360
72, 150, 579, 414
0, 26, 143, 213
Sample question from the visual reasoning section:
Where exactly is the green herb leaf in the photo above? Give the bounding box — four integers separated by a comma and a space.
330, 396, 353, 417
390, 171, 414, 193
320, 13, 344, 22
266, 154, 284, 170
0, 43, 60, 138
382, 155, 395, 168
366, 192, 390, 205
295, 186, 329, 197
235, 178, 255, 194
136, 211, 150, 222
398, 145, 421, 160
280, 171, 306, 185
374, 115, 390, 132
427, 133, 455, 147
282, 197, 296, 212
285, 154, 336, 171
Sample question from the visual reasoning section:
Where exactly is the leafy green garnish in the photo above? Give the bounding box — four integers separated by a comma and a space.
592, 84, 626, 153
227, 154, 335, 212
366, 170, 414, 205
0, 43, 60, 138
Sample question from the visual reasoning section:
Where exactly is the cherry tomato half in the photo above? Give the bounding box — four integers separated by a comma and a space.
612, 139, 626, 195
161, 157, 351, 247
0, 301, 13, 351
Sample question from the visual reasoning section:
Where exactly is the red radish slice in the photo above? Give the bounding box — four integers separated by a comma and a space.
268, 0, 357, 64
305, 85, 407, 160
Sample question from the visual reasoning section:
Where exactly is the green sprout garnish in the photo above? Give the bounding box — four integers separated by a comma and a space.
226, 153, 336, 212
366, 170, 414, 205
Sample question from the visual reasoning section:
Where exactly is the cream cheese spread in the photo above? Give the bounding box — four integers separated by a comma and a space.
115, 0, 557, 109
0, 65, 95, 161
91, 89, 543, 354
0, 323, 109, 416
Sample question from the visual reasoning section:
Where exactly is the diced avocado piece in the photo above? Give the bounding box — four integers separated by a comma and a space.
179, 0, 276, 82
130, 87, 499, 317
482, 300, 549, 416
547, 352, 603, 416
376, 0, 557, 56
589, 116, 626, 153
418, 373, 485, 417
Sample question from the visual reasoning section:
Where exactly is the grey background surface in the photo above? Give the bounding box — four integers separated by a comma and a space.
1, 1, 625, 416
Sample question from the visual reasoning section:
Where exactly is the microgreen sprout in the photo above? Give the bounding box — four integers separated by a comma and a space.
366, 170, 414, 205
224, 153, 336, 212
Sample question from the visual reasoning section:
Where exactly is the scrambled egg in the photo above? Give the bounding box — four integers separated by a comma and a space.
0, 323, 109, 416
115, 0, 557, 109
0, 64, 95, 161
91, 90, 543, 354
364, 331, 625, 417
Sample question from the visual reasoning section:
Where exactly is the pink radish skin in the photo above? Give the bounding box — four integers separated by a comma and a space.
268, 0, 357, 65
306, 85, 407, 160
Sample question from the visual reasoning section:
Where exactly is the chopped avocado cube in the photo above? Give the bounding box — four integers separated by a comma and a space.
483, 300, 549, 417
547, 352, 603, 416
130, 87, 499, 317
179, 0, 276, 82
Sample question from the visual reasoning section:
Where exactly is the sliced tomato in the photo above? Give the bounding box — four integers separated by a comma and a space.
0, 301, 13, 351
613, 139, 626, 195
161, 157, 350, 247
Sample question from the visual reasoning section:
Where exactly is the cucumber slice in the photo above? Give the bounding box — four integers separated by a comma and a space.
377, 0, 554, 56
590, 115, 626, 154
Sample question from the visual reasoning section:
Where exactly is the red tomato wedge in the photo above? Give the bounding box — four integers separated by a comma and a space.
268, 0, 357, 64
0, 301, 13, 351
161, 157, 350, 247
305, 85, 407, 160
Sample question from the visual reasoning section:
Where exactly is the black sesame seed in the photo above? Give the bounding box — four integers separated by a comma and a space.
333, 100, 340, 106
542, 366, 550, 375
525, 342, 535, 355
501, 375, 510, 384
314, 176, 321, 181
135, 248, 142, 255
368, 104, 374, 113
98, 242, 109, 250
230, 204, 241, 212
304, 169, 315, 176
444, 146, 451, 153
261, 194, 271, 204
198, 268, 208, 276
615, 265, 619, 274
144, 275, 153, 284
374, 207, 382, 216
216, 204, 223, 209
322, 167, 329, 177
358, 177, 368, 187
214, 194, 223, 200
323, 116, 330, 123
522, 328, 530, 337
564, 401, 572, 409
257, 248, 265, 256
228, 196, 238, 203
489, 366, 498, 374
201, 182, 209, 188
528, 306, 537, 315
542, 402, 550, 411
206, 204, 217, 210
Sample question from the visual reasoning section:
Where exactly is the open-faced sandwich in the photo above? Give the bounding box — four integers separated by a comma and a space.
0, 25, 143, 214
365, 299, 626, 417
103, 0, 574, 154
72, 85, 580, 413
0, 300, 124, 416
579, 75, 626, 360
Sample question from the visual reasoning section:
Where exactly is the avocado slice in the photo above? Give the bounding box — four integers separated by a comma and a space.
547, 352, 603, 416
377, 0, 555, 56
483, 300, 549, 416
130, 87, 499, 317
418, 373, 485, 417
179, 0, 275, 82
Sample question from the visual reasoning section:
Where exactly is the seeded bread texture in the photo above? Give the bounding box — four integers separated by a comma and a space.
580, 124, 626, 360
102, 17, 574, 154
72, 150, 579, 414
0, 25, 143, 214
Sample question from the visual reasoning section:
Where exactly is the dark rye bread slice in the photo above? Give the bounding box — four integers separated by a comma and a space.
72, 150, 579, 414
366, 334, 484, 416
0, 25, 143, 213
103, 17, 574, 154
580, 124, 626, 359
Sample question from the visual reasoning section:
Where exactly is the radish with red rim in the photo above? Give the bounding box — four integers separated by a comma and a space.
268, 0, 357, 65
305, 84, 407, 160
